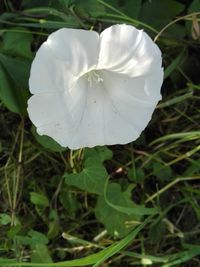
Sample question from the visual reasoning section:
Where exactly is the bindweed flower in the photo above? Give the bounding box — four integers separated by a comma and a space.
27, 24, 163, 149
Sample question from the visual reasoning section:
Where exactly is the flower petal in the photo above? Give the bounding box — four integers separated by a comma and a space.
27, 93, 69, 128
28, 67, 163, 149
99, 68, 163, 134
68, 79, 141, 149
27, 93, 75, 146
101, 69, 163, 105
29, 43, 75, 94
29, 28, 100, 95
66, 74, 147, 149
45, 28, 99, 77
27, 80, 89, 147
98, 24, 162, 77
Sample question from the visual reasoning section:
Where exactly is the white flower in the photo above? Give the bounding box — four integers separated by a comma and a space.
27, 24, 163, 149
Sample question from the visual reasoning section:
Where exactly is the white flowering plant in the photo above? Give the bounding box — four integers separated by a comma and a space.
28, 24, 163, 149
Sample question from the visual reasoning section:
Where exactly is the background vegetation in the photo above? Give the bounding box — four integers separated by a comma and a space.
0, 0, 200, 266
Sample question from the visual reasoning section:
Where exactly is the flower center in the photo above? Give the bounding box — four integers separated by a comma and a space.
86, 70, 104, 87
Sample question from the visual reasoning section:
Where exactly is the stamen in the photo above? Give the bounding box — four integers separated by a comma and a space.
86, 70, 104, 87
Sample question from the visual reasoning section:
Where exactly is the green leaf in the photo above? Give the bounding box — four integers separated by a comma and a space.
31, 126, 66, 152
124, 0, 141, 19
188, 0, 200, 12
149, 220, 167, 244
0, 213, 11, 225
103, 180, 159, 216
0, 63, 29, 114
73, 0, 106, 18
0, 53, 30, 87
30, 192, 49, 208
102, 0, 141, 19
28, 230, 49, 246
140, 0, 185, 33
96, 183, 141, 237
119, 0, 141, 19
65, 158, 107, 195
0, 53, 30, 114
7, 225, 21, 239
31, 244, 52, 265
84, 146, 113, 162
153, 162, 172, 181
1, 29, 33, 59
47, 221, 60, 239
59, 186, 79, 217
15, 230, 49, 247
